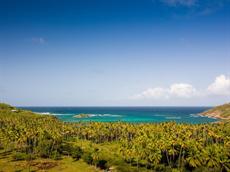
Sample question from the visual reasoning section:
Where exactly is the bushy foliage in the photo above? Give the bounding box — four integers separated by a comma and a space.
71, 146, 83, 160
82, 152, 93, 165
0, 103, 230, 171
95, 159, 108, 169
12, 152, 35, 161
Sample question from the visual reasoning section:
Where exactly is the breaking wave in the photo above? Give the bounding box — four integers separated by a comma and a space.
35, 112, 71, 116
190, 114, 202, 118
75, 114, 122, 118
154, 114, 166, 117
165, 116, 181, 120
35, 112, 52, 115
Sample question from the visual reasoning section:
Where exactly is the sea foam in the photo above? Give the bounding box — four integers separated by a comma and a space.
82, 114, 122, 117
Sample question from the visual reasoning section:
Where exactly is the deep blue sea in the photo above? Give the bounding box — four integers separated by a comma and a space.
19, 106, 218, 124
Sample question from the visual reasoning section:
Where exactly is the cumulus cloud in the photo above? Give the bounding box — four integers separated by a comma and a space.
132, 87, 169, 100
207, 75, 230, 96
169, 83, 197, 98
132, 83, 198, 100
131, 75, 230, 100
31, 37, 46, 44
160, 0, 197, 7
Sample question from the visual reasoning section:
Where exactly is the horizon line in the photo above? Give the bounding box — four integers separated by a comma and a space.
17, 105, 213, 108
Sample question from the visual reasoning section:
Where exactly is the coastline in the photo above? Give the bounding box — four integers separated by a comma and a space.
200, 113, 230, 120
18, 106, 218, 124
200, 103, 230, 120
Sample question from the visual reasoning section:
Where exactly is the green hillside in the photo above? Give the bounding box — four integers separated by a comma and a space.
202, 103, 230, 119
0, 103, 230, 172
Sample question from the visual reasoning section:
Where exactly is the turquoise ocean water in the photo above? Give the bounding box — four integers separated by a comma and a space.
19, 106, 217, 124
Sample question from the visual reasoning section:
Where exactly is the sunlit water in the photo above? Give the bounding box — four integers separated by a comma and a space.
19, 106, 217, 124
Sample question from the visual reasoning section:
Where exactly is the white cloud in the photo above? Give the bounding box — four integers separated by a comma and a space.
132, 83, 198, 100
207, 75, 230, 96
160, 0, 196, 7
31, 37, 46, 44
132, 87, 169, 100
131, 74, 230, 100
169, 83, 197, 98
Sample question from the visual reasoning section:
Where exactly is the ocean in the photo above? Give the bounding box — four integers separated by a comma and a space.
18, 106, 218, 124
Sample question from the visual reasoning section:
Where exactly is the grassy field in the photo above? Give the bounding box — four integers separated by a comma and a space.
0, 152, 100, 172
0, 142, 150, 172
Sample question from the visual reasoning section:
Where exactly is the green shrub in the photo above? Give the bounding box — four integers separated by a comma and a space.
71, 146, 83, 160
12, 152, 31, 161
51, 150, 62, 160
82, 152, 93, 164
59, 143, 83, 160
96, 159, 108, 169
59, 143, 73, 156
36, 139, 53, 158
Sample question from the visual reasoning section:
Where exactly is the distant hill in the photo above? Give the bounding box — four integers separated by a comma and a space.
202, 103, 230, 119
0, 103, 14, 110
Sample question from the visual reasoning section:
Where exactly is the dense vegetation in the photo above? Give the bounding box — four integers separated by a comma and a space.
202, 103, 230, 119
0, 103, 230, 171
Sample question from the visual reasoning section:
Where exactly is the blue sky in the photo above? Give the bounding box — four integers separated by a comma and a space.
0, 0, 230, 106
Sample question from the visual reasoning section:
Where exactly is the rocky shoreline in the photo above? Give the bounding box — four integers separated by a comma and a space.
201, 103, 230, 120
